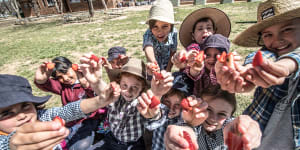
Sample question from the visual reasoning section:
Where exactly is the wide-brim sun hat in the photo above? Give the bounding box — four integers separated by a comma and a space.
179, 7, 231, 48
0, 74, 51, 109
146, 0, 175, 24
233, 0, 300, 47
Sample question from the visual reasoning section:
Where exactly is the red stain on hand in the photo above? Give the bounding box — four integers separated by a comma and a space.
183, 131, 196, 150
226, 131, 243, 150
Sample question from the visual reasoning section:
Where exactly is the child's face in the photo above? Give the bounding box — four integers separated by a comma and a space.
202, 96, 233, 132
192, 20, 214, 44
110, 58, 122, 69
162, 94, 181, 119
204, 48, 221, 71
120, 74, 144, 101
261, 18, 300, 56
56, 68, 77, 85
0, 102, 37, 134
151, 20, 172, 43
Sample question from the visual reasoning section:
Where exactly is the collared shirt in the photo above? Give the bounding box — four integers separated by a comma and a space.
0, 100, 87, 150
143, 28, 178, 70
144, 104, 180, 150
243, 47, 300, 149
108, 96, 145, 143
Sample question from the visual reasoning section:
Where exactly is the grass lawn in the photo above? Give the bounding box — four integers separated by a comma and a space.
0, 1, 261, 116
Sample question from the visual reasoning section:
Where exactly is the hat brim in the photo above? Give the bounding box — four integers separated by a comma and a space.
0, 91, 51, 108
233, 8, 300, 47
179, 8, 231, 48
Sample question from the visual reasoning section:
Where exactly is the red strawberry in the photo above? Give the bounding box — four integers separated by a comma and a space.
149, 96, 160, 109
181, 98, 192, 111
150, 62, 159, 70
90, 54, 100, 63
72, 64, 78, 71
252, 50, 263, 67
110, 82, 116, 91
53, 116, 65, 126
183, 131, 196, 150
226, 52, 235, 69
226, 131, 243, 150
180, 54, 187, 62
195, 51, 204, 62
153, 72, 164, 80
46, 62, 55, 70
217, 51, 227, 63
118, 54, 122, 59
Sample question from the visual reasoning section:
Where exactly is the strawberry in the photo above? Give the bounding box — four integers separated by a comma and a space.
72, 64, 78, 71
90, 54, 100, 63
150, 62, 159, 70
226, 52, 235, 69
217, 51, 227, 63
46, 62, 55, 70
226, 131, 243, 150
183, 131, 196, 150
101, 57, 106, 62
149, 96, 160, 109
153, 72, 163, 80
181, 98, 192, 111
195, 51, 204, 62
53, 116, 65, 126
252, 50, 263, 67
180, 54, 187, 62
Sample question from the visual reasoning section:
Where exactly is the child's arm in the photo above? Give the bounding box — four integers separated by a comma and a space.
181, 96, 208, 127
165, 51, 176, 72
151, 70, 174, 98
34, 62, 53, 84
223, 115, 262, 150
144, 46, 157, 63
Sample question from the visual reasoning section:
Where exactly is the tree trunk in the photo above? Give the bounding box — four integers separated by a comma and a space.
87, 0, 94, 17
31, 0, 40, 17
53, 0, 60, 13
60, 0, 64, 14
9, 0, 21, 19
101, 0, 107, 11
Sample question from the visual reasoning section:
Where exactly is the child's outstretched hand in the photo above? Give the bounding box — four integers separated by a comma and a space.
171, 50, 189, 69
34, 61, 54, 84
164, 125, 199, 150
223, 115, 261, 150
245, 57, 290, 88
181, 96, 208, 127
10, 121, 69, 150
151, 70, 174, 98
97, 81, 121, 107
137, 90, 161, 119
146, 62, 160, 75
188, 50, 205, 76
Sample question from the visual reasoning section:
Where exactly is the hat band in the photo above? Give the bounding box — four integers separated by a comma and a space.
261, 7, 275, 20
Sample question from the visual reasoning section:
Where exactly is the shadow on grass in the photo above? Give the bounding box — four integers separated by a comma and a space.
9, 20, 62, 33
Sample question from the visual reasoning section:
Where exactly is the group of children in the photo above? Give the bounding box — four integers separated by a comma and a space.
1, 0, 300, 149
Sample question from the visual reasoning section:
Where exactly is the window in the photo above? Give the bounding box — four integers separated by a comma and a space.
70, 0, 81, 3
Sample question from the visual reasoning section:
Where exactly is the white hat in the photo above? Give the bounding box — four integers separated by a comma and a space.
146, 0, 175, 24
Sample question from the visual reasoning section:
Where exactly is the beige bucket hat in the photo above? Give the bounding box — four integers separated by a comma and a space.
179, 8, 231, 48
146, 0, 174, 24
233, 0, 300, 47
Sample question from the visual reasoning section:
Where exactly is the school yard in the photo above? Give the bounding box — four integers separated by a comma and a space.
0, 1, 260, 116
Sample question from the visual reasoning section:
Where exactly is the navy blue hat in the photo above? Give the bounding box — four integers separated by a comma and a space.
202, 34, 230, 53
0, 74, 51, 109
172, 72, 194, 96
107, 46, 126, 62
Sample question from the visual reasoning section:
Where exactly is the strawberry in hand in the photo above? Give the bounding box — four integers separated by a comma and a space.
217, 51, 235, 69
180, 53, 187, 62
53, 116, 65, 126
252, 50, 263, 67
183, 131, 196, 150
195, 51, 205, 63
72, 64, 78, 71
90, 54, 100, 63
149, 95, 160, 109
181, 98, 192, 111
153, 72, 164, 80
46, 62, 55, 70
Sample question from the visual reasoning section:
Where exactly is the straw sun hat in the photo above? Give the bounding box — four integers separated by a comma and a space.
233, 0, 300, 47
179, 8, 231, 48
146, 0, 174, 24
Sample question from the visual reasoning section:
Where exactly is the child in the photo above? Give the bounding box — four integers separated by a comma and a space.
172, 7, 231, 69
34, 56, 104, 149
143, 0, 177, 72
142, 72, 194, 150
79, 54, 174, 150
0, 74, 118, 150
216, 0, 300, 149
185, 34, 230, 97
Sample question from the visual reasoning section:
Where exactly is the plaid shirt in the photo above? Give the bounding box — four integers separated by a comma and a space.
108, 96, 145, 143
243, 47, 300, 148
144, 104, 180, 150
0, 100, 87, 150
196, 118, 233, 150
143, 28, 178, 70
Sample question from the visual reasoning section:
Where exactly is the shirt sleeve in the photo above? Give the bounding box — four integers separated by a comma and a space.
38, 100, 87, 123
0, 132, 15, 150
34, 78, 62, 95
143, 29, 154, 50
278, 47, 300, 79
144, 104, 168, 131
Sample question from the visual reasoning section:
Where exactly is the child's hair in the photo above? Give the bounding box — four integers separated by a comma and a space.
51, 56, 73, 79
192, 17, 216, 33
120, 72, 147, 94
149, 20, 174, 32
201, 89, 236, 115
162, 88, 186, 103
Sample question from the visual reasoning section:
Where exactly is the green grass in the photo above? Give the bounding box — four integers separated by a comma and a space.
0, 2, 260, 115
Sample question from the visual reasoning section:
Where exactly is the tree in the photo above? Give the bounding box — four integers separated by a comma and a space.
87, 0, 94, 17
30, 0, 40, 17
9, 0, 21, 19
101, 0, 107, 11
